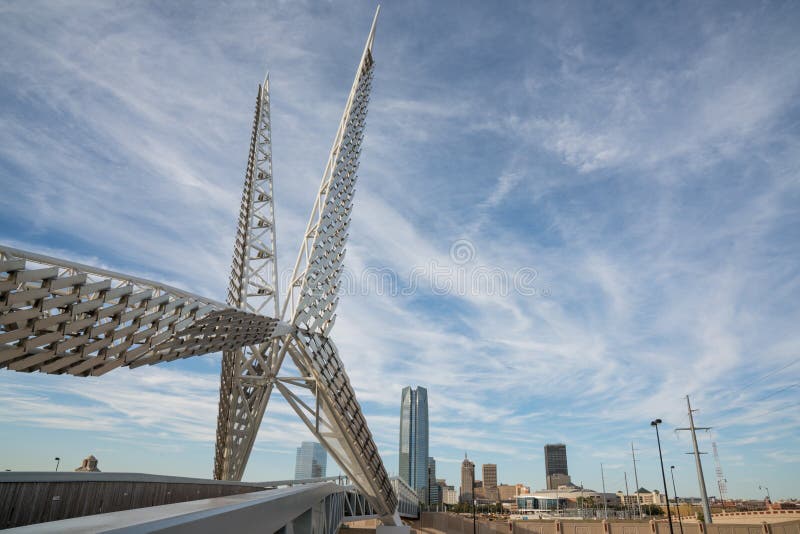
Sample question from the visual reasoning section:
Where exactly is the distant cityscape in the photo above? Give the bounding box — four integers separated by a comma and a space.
369, 385, 795, 516
290, 383, 797, 517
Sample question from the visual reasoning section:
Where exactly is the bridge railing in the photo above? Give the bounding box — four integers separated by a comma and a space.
3, 479, 371, 534
0, 472, 381, 531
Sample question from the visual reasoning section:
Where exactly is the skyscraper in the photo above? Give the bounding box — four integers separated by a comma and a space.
427, 457, 440, 506
482, 463, 498, 501
461, 454, 475, 504
294, 441, 327, 479
544, 443, 570, 489
399, 386, 429, 503
482, 464, 497, 489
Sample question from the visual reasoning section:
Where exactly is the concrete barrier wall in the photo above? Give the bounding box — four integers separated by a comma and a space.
0, 475, 262, 529
420, 513, 800, 534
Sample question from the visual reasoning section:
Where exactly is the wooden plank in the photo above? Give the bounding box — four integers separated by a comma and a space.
0, 326, 32, 344
78, 279, 112, 296
8, 350, 56, 371
14, 267, 59, 283
0, 307, 39, 326
48, 273, 87, 290
0, 258, 26, 272
40, 354, 83, 373
23, 331, 61, 351
7, 287, 51, 305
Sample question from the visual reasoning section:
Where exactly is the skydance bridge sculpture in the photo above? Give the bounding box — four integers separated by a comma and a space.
0, 7, 403, 528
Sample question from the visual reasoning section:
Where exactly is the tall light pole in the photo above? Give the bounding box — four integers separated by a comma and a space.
581, 482, 585, 519
472, 498, 478, 534
632, 442, 643, 519
624, 472, 631, 520
759, 486, 771, 505
670, 466, 684, 534
54, 457, 60, 472
601, 463, 608, 519
651, 419, 675, 534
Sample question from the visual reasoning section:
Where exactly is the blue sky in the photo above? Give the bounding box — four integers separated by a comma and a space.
1, 0, 799, 500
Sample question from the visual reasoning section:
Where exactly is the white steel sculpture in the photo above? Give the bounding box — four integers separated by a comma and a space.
0, 7, 401, 526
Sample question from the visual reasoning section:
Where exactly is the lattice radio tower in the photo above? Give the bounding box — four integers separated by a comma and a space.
712, 442, 729, 508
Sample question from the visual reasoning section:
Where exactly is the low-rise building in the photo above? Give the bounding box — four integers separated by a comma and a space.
531, 487, 620, 509
617, 488, 667, 506
442, 486, 459, 505
498, 484, 518, 501
516, 494, 567, 511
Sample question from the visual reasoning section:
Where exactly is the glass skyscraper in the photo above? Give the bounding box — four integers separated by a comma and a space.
399, 386, 429, 504
544, 443, 569, 489
294, 441, 327, 479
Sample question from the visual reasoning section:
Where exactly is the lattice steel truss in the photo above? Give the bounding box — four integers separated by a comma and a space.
214, 73, 283, 482
0, 246, 283, 376
0, 6, 399, 526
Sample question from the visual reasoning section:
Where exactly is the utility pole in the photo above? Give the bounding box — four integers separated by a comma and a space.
601, 463, 608, 519
675, 395, 713, 524
631, 443, 643, 519
624, 472, 631, 519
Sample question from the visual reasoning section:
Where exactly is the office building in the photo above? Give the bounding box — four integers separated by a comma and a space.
498, 484, 517, 501
399, 386, 429, 504
618, 488, 667, 506
427, 457, 440, 505
460, 454, 475, 504
544, 443, 570, 489
482, 464, 497, 489
443, 485, 459, 505
547, 473, 572, 488
294, 441, 327, 479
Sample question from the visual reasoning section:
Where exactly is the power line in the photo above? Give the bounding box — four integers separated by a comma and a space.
756, 383, 798, 402
737, 359, 799, 391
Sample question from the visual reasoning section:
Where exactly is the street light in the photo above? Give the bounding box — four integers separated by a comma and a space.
472, 499, 478, 534
54, 457, 60, 472
651, 419, 674, 534
670, 466, 684, 534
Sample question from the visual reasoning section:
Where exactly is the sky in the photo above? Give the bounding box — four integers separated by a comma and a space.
1, 0, 799, 501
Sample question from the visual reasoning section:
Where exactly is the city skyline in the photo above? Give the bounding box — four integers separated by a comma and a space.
1, 0, 798, 500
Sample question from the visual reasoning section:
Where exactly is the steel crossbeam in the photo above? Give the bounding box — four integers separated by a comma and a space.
1, 6, 401, 527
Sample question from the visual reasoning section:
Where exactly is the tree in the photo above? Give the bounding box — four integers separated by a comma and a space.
642, 504, 665, 516
695, 510, 704, 522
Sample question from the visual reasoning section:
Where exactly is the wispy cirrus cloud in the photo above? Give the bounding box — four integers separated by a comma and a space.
1, 0, 798, 499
